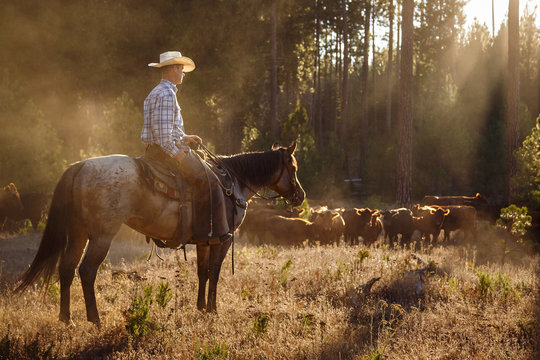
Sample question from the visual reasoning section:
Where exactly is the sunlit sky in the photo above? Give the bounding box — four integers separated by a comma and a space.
464, 0, 540, 32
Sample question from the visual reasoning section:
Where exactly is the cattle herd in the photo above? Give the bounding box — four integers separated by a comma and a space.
238, 193, 491, 248
0, 182, 534, 248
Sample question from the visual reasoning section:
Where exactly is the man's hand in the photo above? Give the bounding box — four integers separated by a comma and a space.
183, 135, 202, 145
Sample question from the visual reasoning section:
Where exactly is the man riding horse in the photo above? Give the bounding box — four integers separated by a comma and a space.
142, 51, 232, 247
15, 51, 305, 324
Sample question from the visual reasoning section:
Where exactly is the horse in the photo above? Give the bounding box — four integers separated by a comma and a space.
15, 143, 305, 326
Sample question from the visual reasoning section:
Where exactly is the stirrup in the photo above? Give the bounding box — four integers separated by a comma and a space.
218, 232, 233, 241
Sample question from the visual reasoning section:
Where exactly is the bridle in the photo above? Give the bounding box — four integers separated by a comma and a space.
198, 143, 299, 204
268, 149, 300, 205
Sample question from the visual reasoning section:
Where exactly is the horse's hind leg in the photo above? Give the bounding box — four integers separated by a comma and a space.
58, 221, 88, 324
207, 240, 232, 313
196, 244, 211, 311
78, 231, 116, 325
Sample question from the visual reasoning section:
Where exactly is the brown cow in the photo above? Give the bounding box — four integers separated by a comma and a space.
420, 193, 495, 223
342, 208, 364, 244
312, 210, 345, 245
342, 208, 380, 245
438, 205, 477, 242
412, 204, 449, 242
6, 192, 49, 230
0, 183, 24, 229
261, 215, 315, 246
237, 205, 303, 244
380, 208, 414, 246
357, 212, 383, 246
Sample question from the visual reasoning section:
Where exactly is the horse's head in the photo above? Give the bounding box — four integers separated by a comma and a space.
268, 142, 305, 207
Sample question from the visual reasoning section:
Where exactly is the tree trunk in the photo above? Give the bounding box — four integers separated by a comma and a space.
507, 0, 520, 203
340, 0, 349, 144
371, 4, 377, 132
312, 0, 320, 133
270, 0, 279, 137
335, 31, 341, 134
386, 1, 394, 131
360, 0, 371, 176
396, 0, 401, 109
397, 0, 414, 208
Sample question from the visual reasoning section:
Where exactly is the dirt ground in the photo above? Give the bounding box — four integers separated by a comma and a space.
0, 225, 168, 287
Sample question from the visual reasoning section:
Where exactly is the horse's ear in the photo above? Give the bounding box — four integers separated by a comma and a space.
287, 142, 297, 155
272, 142, 280, 151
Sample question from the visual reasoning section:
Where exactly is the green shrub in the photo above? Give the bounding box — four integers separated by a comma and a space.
126, 286, 154, 337
357, 250, 370, 264
252, 313, 270, 336
40, 276, 60, 301
494, 272, 514, 301
299, 313, 315, 327
476, 271, 493, 297
512, 116, 540, 208
496, 204, 532, 240
155, 281, 173, 309
362, 352, 383, 360
195, 343, 230, 360
278, 259, 293, 288
475, 270, 518, 301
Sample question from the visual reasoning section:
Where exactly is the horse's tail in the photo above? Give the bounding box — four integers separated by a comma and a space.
15, 161, 85, 293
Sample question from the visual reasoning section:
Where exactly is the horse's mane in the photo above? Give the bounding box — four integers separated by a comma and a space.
218, 150, 282, 187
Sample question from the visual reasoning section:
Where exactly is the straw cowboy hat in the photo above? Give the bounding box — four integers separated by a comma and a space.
148, 51, 195, 72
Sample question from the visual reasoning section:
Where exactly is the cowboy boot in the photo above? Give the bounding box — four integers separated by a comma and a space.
207, 184, 232, 243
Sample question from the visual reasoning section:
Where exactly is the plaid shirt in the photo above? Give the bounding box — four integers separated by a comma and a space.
141, 79, 186, 157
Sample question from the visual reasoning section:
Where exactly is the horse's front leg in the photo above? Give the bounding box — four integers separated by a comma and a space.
207, 240, 232, 313
196, 244, 211, 311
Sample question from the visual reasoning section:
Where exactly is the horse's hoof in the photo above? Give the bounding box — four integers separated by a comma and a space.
59, 314, 70, 324
87, 317, 101, 328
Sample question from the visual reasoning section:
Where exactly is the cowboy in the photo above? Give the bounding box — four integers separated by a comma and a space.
142, 51, 232, 245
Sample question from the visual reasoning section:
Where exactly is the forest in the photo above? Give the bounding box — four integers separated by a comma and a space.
0, 0, 539, 208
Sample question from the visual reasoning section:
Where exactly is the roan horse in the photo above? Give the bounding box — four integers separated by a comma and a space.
16, 143, 305, 326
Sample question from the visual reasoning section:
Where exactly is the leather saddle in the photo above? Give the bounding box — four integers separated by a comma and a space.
135, 152, 192, 249
135, 155, 185, 201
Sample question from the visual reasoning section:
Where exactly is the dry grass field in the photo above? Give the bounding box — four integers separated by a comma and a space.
0, 225, 539, 359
